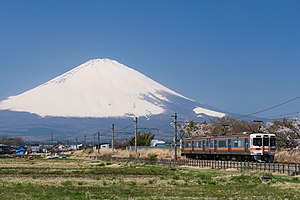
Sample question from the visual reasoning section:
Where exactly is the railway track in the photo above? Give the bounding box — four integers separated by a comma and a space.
90, 156, 300, 175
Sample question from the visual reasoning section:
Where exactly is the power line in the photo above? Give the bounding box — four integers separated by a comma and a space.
265, 111, 300, 120
236, 95, 300, 119
116, 123, 134, 132
114, 131, 133, 137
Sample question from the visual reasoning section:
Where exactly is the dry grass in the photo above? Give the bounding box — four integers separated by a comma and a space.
72, 149, 300, 164
0, 175, 165, 188
1, 157, 300, 199
71, 148, 179, 160
275, 150, 300, 163
0, 158, 94, 168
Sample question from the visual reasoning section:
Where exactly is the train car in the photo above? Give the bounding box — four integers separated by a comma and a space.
180, 133, 276, 162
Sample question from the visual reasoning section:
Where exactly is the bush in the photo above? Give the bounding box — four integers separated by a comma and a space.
146, 153, 158, 164
62, 180, 73, 186
83, 148, 94, 154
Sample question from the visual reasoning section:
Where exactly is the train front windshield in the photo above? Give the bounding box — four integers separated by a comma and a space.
253, 138, 262, 146
263, 137, 269, 146
253, 136, 276, 147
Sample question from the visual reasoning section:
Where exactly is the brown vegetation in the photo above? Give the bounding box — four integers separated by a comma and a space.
0, 136, 22, 146
71, 148, 177, 160
274, 150, 300, 163
71, 148, 300, 164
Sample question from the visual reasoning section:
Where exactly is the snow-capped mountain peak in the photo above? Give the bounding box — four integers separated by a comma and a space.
0, 58, 225, 119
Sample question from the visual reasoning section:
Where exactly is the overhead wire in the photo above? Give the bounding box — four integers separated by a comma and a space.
264, 111, 300, 120
116, 123, 134, 132
235, 95, 300, 119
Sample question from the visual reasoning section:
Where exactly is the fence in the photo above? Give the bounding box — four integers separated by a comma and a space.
126, 146, 173, 151
91, 156, 300, 175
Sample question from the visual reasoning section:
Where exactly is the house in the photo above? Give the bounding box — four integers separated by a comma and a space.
0, 144, 12, 154
69, 144, 83, 150
16, 146, 27, 155
94, 143, 110, 150
48, 142, 69, 153
150, 139, 166, 147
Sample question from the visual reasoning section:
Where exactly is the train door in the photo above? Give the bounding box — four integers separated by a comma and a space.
263, 135, 269, 156
210, 140, 214, 154
227, 139, 231, 153
228, 139, 231, 153
245, 138, 249, 153
214, 140, 217, 153
192, 141, 195, 152
201, 140, 205, 153
206, 139, 210, 154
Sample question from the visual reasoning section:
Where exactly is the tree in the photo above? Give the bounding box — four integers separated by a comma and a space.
178, 121, 212, 138
208, 117, 261, 136
0, 136, 22, 146
265, 118, 300, 149
127, 131, 155, 146
179, 117, 261, 138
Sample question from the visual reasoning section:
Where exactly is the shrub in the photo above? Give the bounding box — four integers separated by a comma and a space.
146, 153, 158, 164
96, 163, 105, 167
62, 180, 73, 186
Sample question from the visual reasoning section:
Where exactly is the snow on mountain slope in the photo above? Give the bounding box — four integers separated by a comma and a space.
0, 58, 225, 118
193, 107, 226, 118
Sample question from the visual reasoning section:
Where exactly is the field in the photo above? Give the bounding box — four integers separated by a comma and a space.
72, 148, 300, 164
0, 157, 300, 199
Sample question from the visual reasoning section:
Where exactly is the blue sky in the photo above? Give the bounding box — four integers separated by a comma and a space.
0, 0, 299, 119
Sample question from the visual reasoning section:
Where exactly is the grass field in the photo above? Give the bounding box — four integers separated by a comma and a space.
0, 157, 300, 199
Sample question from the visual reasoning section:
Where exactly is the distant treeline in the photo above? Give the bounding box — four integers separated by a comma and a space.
0, 136, 22, 146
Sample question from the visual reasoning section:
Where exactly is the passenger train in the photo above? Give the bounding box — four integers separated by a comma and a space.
180, 133, 276, 162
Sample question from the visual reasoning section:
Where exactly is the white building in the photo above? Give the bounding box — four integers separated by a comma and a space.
150, 139, 166, 147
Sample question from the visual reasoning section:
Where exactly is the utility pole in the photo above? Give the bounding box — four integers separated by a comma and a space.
134, 117, 138, 154
112, 124, 115, 151
84, 135, 87, 149
93, 133, 96, 147
75, 137, 78, 150
172, 113, 178, 160
97, 132, 100, 153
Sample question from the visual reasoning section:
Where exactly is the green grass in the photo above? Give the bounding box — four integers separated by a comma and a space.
0, 159, 300, 199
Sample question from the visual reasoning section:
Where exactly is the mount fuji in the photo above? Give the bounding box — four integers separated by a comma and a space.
0, 58, 227, 140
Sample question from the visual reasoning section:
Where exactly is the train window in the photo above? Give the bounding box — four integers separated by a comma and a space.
199, 141, 203, 148
233, 139, 244, 147
210, 140, 214, 148
263, 137, 269, 146
270, 137, 276, 147
253, 138, 262, 147
218, 140, 227, 148
195, 141, 202, 148
184, 142, 191, 148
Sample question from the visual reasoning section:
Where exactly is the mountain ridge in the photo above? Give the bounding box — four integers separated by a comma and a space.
0, 58, 225, 119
